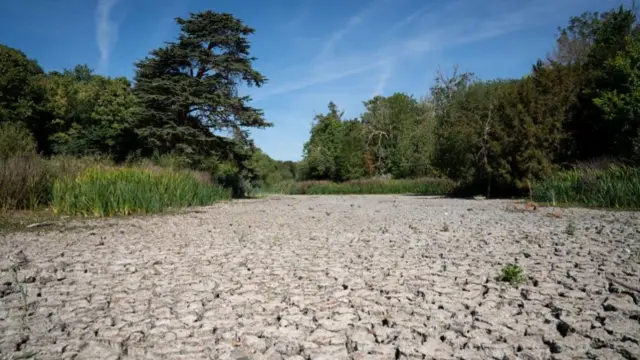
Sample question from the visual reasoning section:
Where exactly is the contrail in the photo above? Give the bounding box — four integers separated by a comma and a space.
96, 0, 120, 74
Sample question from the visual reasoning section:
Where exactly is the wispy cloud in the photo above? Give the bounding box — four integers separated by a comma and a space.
283, 0, 315, 32
373, 60, 394, 96
313, 0, 394, 67
252, 0, 572, 102
96, 0, 121, 74
384, 2, 437, 36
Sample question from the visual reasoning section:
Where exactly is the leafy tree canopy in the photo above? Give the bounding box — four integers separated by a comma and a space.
0, 44, 50, 153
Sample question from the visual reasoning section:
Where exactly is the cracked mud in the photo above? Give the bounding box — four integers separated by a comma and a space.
1, 195, 639, 360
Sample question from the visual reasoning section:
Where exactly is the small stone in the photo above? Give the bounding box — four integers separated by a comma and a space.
556, 320, 573, 337
333, 289, 350, 299
0, 260, 14, 271
39, 274, 55, 285
19, 270, 37, 284
603, 295, 640, 316
230, 347, 252, 360
242, 334, 267, 353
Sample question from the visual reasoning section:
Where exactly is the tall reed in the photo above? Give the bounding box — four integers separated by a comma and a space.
0, 155, 53, 210
533, 165, 640, 209
52, 166, 230, 216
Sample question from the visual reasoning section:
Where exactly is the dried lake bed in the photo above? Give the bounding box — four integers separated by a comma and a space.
1, 195, 639, 359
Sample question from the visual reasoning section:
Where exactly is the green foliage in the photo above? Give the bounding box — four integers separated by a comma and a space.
335, 119, 367, 181
300, 102, 345, 180
500, 264, 525, 286
0, 121, 37, 158
0, 44, 50, 153
45, 65, 141, 160
532, 164, 640, 209
593, 34, 640, 163
212, 161, 255, 198
51, 166, 230, 216
267, 177, 454, 195
431, 73, 565, 196
0, 45, 44, 121
361, 93, 437, 178
300, 95, 438, 182
246, 148, 295, 188
133, 11, 270, 162
564, 6, 640, 161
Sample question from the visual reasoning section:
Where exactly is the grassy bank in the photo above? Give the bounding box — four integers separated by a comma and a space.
52, 166, 230, 216
0, 155, 230, 217
532, 165, 640, 209
265, 177, 455, 196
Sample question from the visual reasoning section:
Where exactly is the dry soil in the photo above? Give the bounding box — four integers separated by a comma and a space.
1, 195, 639, 360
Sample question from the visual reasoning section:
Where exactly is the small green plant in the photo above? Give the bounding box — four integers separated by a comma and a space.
565, 221, 576, 236
500, 264, 524, 286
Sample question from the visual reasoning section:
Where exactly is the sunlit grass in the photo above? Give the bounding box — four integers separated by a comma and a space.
533, 165, 640, 209
52, 166, 230, 216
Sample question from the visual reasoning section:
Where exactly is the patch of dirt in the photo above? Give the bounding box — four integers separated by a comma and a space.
1, 195, 639, 359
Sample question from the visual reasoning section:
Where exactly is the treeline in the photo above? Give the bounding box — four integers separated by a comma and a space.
0, 10, 293, 197
298, 5, 640, 197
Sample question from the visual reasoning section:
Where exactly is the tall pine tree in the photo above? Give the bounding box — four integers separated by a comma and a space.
133, 11, 270, 163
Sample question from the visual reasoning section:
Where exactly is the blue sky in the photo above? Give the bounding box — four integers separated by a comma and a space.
0, 0, 626, 160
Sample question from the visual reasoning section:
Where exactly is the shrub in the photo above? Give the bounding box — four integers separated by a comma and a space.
51, 166, 230, 216
533, 165, 640, 209
0, 121, 37, 158
213, 161, 255, 198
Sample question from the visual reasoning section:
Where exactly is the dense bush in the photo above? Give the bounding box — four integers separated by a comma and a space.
51, 166, 230, 216
0, 121, 37, 158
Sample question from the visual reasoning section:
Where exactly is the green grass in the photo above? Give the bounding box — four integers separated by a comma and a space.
265, 177, 455, 196
51, 166, 230, 216
532, 165, 640, 209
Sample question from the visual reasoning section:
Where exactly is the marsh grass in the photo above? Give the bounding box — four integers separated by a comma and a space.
266, 177, 455, 196
533, 165, 640, 209
51, 166, 230, 216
